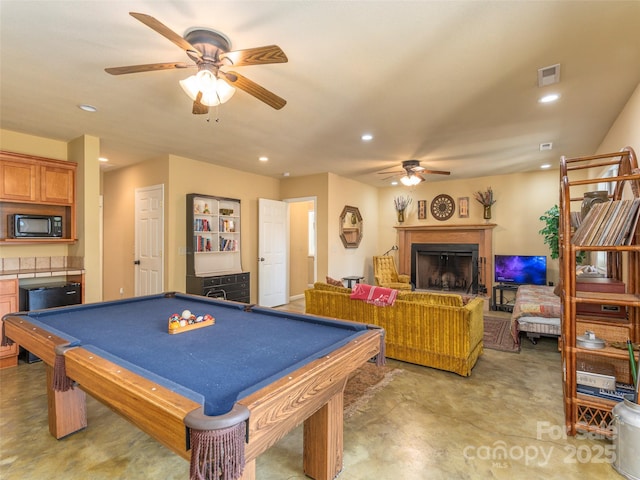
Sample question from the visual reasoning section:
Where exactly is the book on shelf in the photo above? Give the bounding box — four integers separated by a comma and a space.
576, 382, 636, 403
571, 199, 640, 246
219, 237, 238, 251
618, 198, 640, 245
194, 218, 211, 232
194, 235, 213, 252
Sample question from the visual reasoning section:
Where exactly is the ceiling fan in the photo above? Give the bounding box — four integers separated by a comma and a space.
378, 160, 450, 185
105, 12, 288, 114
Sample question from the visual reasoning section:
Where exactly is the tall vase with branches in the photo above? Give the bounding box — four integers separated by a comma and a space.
394, 195, 412, 223
474, 187, 496, 219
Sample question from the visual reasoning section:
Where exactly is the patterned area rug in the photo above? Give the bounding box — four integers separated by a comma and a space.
343, 362, 402, 418
483, 314, 519, 352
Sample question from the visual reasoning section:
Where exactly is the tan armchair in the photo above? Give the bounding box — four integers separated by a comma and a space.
373, 255, 412, 290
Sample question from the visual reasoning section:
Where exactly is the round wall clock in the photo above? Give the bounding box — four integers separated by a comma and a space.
430, 194, 455, 221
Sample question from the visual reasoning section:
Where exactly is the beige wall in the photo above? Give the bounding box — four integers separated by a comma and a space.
166, 155, 281, 300
289, 200, 313, 296
102, 156, 170, 300
3, 81, 638, 302
327, 173, 380, 284
377, 169, 561, 284
281, 173, 380, 285
281, 174, 329, 280
104, 154, 281, 300
597, 82, 640, 156
68, 135, 102, 303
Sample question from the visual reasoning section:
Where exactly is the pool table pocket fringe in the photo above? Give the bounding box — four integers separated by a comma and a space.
53, 344, 75, 392
189, 421, 246, 480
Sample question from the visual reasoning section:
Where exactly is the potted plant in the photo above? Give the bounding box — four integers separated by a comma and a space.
539, 205, 585, 263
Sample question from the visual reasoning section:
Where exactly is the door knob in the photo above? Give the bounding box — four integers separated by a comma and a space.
134, 260, 141, 265
258, 257, 265, 262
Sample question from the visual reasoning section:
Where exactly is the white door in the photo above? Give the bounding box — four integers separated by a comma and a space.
258, 198, 288, 306
135, 185, 164, 296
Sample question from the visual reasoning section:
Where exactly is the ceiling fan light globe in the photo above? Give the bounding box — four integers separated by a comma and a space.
196, 69, 216, 91
212, 79, 235, 104
179, 75, 201, 101
400, 175, 422, 186
179, 74, 236, 106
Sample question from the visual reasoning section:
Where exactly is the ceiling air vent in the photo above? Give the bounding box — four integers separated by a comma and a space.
538, 64, 560, 87
540, 142, 553, 151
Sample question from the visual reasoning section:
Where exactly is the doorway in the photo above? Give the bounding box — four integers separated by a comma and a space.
134, 184, 164, 296
287, 197, 316, 300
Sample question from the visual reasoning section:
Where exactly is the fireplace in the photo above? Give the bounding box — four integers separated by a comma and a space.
412, 243, 479, 293
396, 224, 496, 294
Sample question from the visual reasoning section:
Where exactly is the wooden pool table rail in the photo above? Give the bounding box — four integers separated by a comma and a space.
4, 312, 382, 480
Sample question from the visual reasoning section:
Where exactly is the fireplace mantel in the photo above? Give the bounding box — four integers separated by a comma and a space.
395, 224, 497, 292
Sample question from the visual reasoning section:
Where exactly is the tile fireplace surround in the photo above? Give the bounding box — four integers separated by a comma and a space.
395, 224, 496, 293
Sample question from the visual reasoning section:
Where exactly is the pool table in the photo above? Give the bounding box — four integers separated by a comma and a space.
2, 292, 383, 480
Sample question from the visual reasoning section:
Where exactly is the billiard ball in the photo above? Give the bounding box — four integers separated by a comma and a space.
181, 310, 192, 319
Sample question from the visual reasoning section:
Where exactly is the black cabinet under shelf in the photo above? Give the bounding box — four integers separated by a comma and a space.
186, 272, 250, 304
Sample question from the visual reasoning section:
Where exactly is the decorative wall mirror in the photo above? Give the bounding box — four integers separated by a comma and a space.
339, 205, 363, 248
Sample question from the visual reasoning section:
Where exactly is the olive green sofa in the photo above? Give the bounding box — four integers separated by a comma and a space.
304, 282, 484, 376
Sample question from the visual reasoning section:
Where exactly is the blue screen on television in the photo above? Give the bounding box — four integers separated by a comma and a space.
494, 255, 547, 285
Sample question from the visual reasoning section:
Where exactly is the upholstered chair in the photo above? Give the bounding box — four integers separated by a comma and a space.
373, 256, 412, 290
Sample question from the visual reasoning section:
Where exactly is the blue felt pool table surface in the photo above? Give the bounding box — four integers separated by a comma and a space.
22, 292, 371, 416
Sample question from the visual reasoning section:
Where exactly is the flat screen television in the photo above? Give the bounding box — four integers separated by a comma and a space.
494, 255, 547, 285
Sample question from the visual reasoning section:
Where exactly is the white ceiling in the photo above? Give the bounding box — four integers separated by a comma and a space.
1, 1, 639, 186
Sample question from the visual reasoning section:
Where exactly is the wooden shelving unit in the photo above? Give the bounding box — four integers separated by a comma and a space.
185, 193, 249, 303
559, 146, 640, 437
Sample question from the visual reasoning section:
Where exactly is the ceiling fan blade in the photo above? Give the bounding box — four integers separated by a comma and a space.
377, 170, 403, 175
220, 71, 286, 110
105, 62, 190, 75
220, 45, 288, 67
380, 173, 402, 181
129, 12, 202, 58
421, 169, 451, 175
192, 92, 209, 115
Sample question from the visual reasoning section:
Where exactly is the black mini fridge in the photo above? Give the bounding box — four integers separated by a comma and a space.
19, 282, 82, 362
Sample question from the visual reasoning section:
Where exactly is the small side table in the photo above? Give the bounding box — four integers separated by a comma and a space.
342, 276, 364, 288
491, 283, 519, 312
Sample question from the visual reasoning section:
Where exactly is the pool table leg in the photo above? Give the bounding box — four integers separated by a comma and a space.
303, 387, 344, 480
46, 364, 87, 439
238, 459, 256, 480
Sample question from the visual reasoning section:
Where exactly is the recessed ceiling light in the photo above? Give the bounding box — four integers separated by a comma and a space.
78, 104, 97, 112
98, 157, 109, 162
539, 94, 560, 104
259, 156, 269, 162
540, 164, 552, 169
283, 172, 290, 177
391, 181, 398, 186
361, 133, 373, 141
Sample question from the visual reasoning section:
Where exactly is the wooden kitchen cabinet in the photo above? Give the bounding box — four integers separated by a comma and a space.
0, 279, 19, 368
0, 157, 38, 202
0, 151, 77, 243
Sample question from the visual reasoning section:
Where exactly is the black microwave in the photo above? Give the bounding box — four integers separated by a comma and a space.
9, 214, 63, 238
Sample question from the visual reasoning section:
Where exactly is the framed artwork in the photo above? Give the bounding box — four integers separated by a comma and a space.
458, 197, 469, 218
417, 200, 427, 219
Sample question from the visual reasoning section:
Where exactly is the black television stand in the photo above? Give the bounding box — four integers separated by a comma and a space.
491, 283, 519, 312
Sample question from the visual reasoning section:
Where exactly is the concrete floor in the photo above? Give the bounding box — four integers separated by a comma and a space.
0, 301, 623, 480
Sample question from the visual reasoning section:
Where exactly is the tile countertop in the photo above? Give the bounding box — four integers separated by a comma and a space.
0, 268, 85, 280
